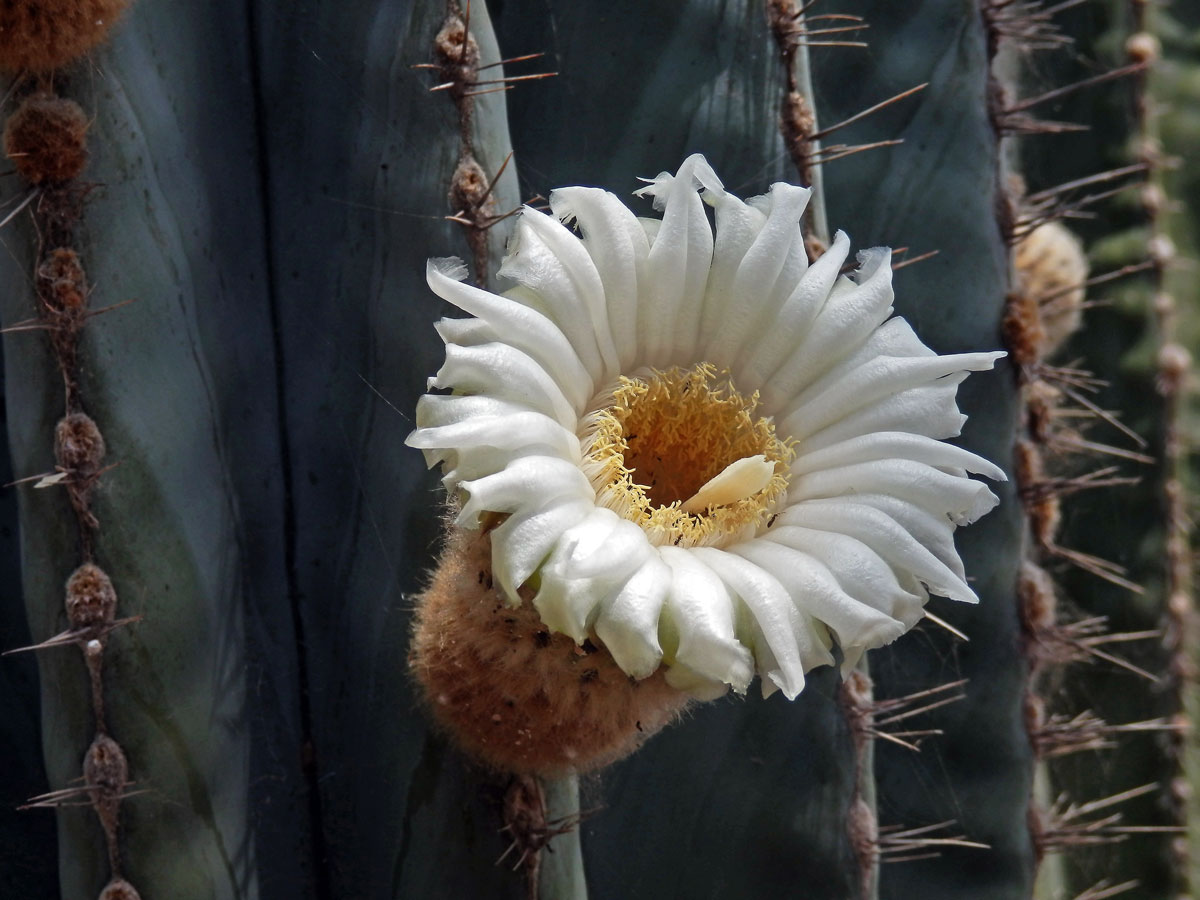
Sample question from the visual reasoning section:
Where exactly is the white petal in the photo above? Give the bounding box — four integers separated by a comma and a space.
844, 492, 971, 580
737, 231, 853, 396
410, 395, 531, 475
407, 413, 581, 468
441, 446, 547, 489
690, 547, 828, 700
790, 431, 1007, 482
761, 526, 925, 628
516, 209, 621, 378
798, 378, 969, 452
550, 187, 650, 371
434, 316, 496, 347
781, 352, 1005, 441
457, 456, 593, 526
534, 511, 652, 642
490, 498, 594, 602
733, 539, 909, 650
427, 259, 594, 412
777, 500, 980, 602
635, 154, 718, 366
594, 555, 671, 679
499, 212, 609, 383
774, 315, 932, 403
656, 546, 754, 693
431, 342, 578, 430
704, 182, 812, 368
699, 188, 767, 358
761, 248, 895, 412
663, 664, 731, 701
681, 455, 775, 513
413, 393, 532, 430
789, 458, 1000, 527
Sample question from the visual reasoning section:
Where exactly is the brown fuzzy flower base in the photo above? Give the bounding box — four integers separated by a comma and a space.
410, 526, 690, 776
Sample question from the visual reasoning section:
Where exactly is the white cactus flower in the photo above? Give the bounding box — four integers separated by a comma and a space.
408, 154, 1005, 701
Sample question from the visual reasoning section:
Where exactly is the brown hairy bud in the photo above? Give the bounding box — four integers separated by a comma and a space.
410, 527, 688, 775
38, 248, 88, 312
55, 412, 105, 474
1019, 562, 1058, 636
0, 0, 130, 73
84, 733, 128, 848
1125, 32, 1160, 64
432, 12, 480, 101
98, 880, 141, 900
1014, 222, 1088, 358
3, 93, 88, 184
66, 562, 117, 629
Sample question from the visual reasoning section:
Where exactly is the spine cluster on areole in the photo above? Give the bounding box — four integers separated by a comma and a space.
983, 1, 1184, 895
1, 5, 137, 898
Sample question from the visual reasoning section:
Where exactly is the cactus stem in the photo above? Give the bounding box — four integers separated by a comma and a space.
495, 773, 592, 900
2, 73, 143, 895
766, 0, 827, 255
841, 667, 879, 900
1127, 1, 1197, 892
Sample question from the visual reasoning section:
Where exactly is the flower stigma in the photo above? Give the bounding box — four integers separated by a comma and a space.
578, 363, 793, 549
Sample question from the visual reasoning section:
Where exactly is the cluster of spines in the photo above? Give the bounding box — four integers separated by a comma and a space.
0, 10, 137, 898
414, 1, 553, 285
983, 0, 1190, 896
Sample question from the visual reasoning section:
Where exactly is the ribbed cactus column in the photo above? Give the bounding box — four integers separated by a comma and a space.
1, 1, 282, 897
0, 1, 1044, 898
818, 2, 1029, 897
248, 1, 527, 896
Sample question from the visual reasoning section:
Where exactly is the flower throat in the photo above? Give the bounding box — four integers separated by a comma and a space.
579, 363, 792, 548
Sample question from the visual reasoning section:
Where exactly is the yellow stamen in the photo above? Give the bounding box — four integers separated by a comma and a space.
578, 364, 793, 548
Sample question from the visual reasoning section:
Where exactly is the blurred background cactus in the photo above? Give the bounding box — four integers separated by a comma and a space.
0, 1, 1194, 898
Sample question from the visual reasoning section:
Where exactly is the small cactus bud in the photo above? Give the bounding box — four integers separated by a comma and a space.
84, 732, 128, 843
0, 0, 130, 73
433, 13, 479, 96
1023, 692, 1046, 735
55, 412, 105, 473
1014, 221, 1088, 358
1148, 234, 1176, 265
1168, 590, 1192, 619
38, 248, 88, 311
410, 527, 689, 775
3, 93, 88, 184
1125, 32, 1160, 64
66, 562, 117, 629
1019, 562, 1058, 635
1002, 290, 1045, 369
449, 155, 491, 217
98, 880, 141, 900
1140, 183, 1165, 217
84, 732, 128, 797
1159, 343, 1191, 380
1026, 381, 1061, 443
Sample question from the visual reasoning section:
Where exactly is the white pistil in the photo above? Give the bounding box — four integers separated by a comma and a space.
680, 455, 775, 514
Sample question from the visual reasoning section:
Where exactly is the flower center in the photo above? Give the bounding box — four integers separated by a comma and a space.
579, 363, 793, 548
